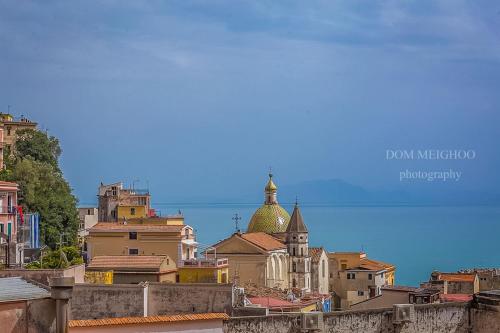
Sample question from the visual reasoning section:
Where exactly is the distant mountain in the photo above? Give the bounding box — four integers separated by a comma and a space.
278, 179, 500, 206
150, 178, 500, 206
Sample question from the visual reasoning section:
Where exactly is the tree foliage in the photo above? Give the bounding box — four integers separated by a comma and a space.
25, 246, 83, 269
0, 129, 78, 248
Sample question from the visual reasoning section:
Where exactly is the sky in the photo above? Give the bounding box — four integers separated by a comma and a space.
1, 0, 500, 205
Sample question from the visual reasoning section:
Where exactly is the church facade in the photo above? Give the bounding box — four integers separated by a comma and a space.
212, 173, 317, 293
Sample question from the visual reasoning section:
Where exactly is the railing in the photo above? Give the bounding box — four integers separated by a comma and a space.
0, 206, 16, 214
179, 258, 228, 268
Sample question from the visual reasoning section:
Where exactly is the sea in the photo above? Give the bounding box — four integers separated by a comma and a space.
154, 204, 500, 287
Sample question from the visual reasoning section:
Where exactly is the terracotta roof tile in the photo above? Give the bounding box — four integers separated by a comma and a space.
240, 232, 286, 251
309, 247, 325, 263
440, 294, 473, 302
88, 256, 170, 269
438, 273, 476, 282
90, 223, 184, 233
356, 258, 395, 271
69, 313, 229, 328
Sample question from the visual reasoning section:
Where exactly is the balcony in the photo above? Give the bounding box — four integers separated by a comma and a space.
179, 258, 228, 268
0, 206, 16, 214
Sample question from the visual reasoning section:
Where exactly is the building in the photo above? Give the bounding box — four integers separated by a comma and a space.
0, 276, 55, 332
178, 257, 229, 283
87, 222, 197, 266
246, 173, 290, 234
78, 207, 98, 238
0, 181, 18, 242
285, 203, 311, 291
211, 231, 289, 288
0, 113, 37, 168
212, 173, 314, 292
87, 255, 177, 284
350, 285, 418, 310
310, 247, 329, 295
459, 268, 500, 291
424, 271, 480, 294
247, 294, 331, 313
98, 182, 151, 222
409, 287, 441, 304
328, 252, 396, 309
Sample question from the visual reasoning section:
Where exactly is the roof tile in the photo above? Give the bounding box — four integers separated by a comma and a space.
68, 313, 229, 328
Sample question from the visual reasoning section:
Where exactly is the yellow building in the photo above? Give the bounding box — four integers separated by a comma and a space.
178, 258, 229, 284
210, 232, 289, 289
117, 205, 148, 219
328, 252, 396, 309
87, 255, 177, 284
87, 223, 197, 266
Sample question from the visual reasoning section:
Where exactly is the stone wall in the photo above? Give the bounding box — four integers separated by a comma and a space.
224, 303, 472, 333
70, 284, 145, 319
0, 264, 85, 286
147, 282, 233, 315
70, 283, 233, 320
0, 298, 56, 332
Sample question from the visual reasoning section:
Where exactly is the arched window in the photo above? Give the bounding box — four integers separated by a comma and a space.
322, 260, 325, 278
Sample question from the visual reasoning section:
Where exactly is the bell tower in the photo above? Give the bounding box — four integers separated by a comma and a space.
286, 202, 311, 291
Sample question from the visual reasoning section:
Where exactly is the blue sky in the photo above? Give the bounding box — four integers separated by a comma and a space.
1, 0, 499, 204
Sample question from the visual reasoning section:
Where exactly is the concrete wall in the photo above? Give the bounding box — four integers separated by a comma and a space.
148, 283, 233, 315
70, 284, 145, 319
70, 283, 233, 320
224, 303, 473, 333
350, 290, 410, 311
0, 264, 85, 286
0, 298, 56, 333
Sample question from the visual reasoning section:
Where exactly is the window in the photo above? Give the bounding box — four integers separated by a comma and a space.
111, 186, 117, 196
292, 248, 296, 256
293, 263, 297, 272
341, 264, 347, 270
129, 232, 137, 239
0, 224, 3, 233
329, 273, 333, 278
129, 248, 139, 255
292, 279, 296, 288
7, 127, 11, 136
130, 207, 136, 215
322, 260, 325, 278
368, 274, 372, 280
301, 247, 304, 256
358, 291, 364, 296
347, 273, 356, 280
138, 197, 147, 205
7, 223, 11, 236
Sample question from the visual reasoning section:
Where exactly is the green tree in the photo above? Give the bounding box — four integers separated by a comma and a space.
0, 129, 78, 248
25, 246, 83, 269
13, 129, 61, 169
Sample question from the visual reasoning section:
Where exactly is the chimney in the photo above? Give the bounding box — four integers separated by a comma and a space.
50, 277, 75, 333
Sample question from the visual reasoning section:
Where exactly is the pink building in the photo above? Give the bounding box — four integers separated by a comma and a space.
0, 181, 18, 242
69, 313, 228, 333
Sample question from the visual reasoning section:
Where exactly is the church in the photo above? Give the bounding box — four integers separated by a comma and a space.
211, 173, 327, 293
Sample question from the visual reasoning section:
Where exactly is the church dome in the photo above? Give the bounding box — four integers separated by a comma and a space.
247, 173, 291, 233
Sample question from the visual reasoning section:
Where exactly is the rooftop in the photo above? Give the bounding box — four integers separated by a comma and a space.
69, 313, 229, 328
0, 277, 50, 302
90, 223, 184, 233
440, 294, 473, 302
382, 285, 418, 292
88, 255, 170, 270
437, 273, 476, 283
309, 247, 326, 263
240, 232, 286, 251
